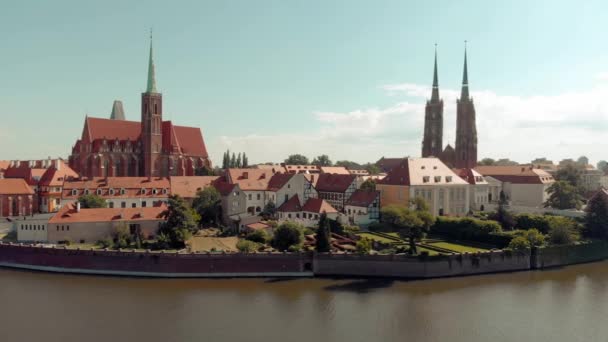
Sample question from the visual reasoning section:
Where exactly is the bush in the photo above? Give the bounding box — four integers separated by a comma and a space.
245, 230, 268, 244
523, 228, 545, 247
516, 214, 553, 234
97, 238, 113, 249
237, 240, 261, 252
271, 222, 304, 251
431, 216, 511, 247
549, 225, 576, 245
508, 236, 531, 251
356, 238, 372, 255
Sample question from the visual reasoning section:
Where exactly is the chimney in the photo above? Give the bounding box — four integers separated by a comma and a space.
55, 159, 61, 171
243, 172, 249, 179
311, 175, 315, 183
76, 202, 81, 213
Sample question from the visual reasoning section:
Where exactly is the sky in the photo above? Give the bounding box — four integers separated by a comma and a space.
2, 0, 608, 167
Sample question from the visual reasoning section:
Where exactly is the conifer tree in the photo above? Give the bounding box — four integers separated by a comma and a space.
237, 152, 242, 168
242, 153, 248, 168
315, 212, 331, 252
230, 153, 236, 168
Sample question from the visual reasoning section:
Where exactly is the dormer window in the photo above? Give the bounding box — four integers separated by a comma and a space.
120, 188, 126, 195
71, 189, 78, 196
423, 176, 430, 183
141, 188, 147, 195
84, 189, 90, 195
152, 188, 158, 195
162, 188, 168, 194
96, 188, 103, 195
446, 176, 453, 183
109, 188, 115, 195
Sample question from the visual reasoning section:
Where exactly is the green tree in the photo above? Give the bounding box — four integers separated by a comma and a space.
315, 212, 331, 252
335, 160, 363, 169
158, 195, 200, 249
237, 152, 242, 168
271, 221, 304, 251
544, 181, 583, 210
479, 158, 496, 166
237, 240, 261, 252
380, 204, 432, 255
555, 164, 584, 190
284, 154, 309, 165
78, 194, 107, 208
312, 154, 332, 166
360, 179, 376, 192
222, 150, 230, 169
245, 229, 268, 244
230, 153, 237, 168
260, 201, 277, 219
508, 236, 531, 251
356, 238, 372, 254
585, 192, 608, 239
113, 222, 131, 248
549, 225, 576, 245
523, 228, 545, 247
195, 165, 216, 176
598, 160, 608, 175
364, 163, 381, 175
490, 198, 516, 230
242, 153, 249, 168
192, 187, 222, 227
495, 158, 519, 166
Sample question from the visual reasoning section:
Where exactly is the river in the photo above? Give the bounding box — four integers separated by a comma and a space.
1, 262, 607, 342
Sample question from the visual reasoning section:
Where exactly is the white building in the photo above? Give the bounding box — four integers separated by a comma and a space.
474, 165, 555, 207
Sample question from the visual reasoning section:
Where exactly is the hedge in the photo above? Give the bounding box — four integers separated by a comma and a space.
431, 217, 513, 248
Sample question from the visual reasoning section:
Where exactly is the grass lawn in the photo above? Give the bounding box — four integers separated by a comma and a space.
415, 246, 441, 256
426, 241, 489, 253
357, 232, 397, 244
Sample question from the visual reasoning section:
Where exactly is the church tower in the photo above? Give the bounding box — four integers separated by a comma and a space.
454, 43, 478, 169
422, 45, 443, 157
141, 32, 163, 177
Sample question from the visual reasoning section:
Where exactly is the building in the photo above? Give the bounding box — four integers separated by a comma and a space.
214, 180, 247, 229
377, 158, 470, 216
0, 179, 35, 217
453, 168, 489, 211
61, 177, 171, 209
277, 195, 339, 227
453, 47, 478, 169
422, 46, 444, 158
474, 165, 554, 207
225, 168, 275, 215
69, 36, 211, 178
319, 166, 350, 175
315, 173, 358, 212
344, 190, 380, 226
283, 164, 320, 174
376, 157, 405, 173
45, 202, 166, 244
169, 176, 220, 203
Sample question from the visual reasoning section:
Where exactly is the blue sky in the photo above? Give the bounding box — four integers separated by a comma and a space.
2, 0, 608, 166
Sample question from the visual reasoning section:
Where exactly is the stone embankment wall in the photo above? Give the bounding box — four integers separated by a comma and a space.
1, 241, 608, 278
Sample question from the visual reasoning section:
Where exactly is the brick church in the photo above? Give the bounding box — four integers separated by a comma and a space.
421, 45, 478, 169
69, 36, 211, 178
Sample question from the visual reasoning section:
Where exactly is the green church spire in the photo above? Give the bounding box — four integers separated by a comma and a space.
431, 43, 439, 102
460, 41, 469, 101
146, 29, 158, 94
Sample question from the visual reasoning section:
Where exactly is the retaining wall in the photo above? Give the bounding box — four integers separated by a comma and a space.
533, 241, 608, 269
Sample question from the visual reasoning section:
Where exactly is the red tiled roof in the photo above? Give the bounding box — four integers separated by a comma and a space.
345, 190, 379, 207
245, 222, 271, 230
49, 202, 167, 224
169, 176, 219, 199
453, 168, 487, 185
226, 168, 275, 191
283, 165, 320, 174
379, 158, 468, 186
39, 162, 79, 187
277, 195, 302, 212
302, 198, 337, 213
474, 165, 554, 184
0, 179, 35, 195
212, 178, 237, 196
85, 117, 140, 141
0, 161, 9, 171
315, 173, 356, 193
319, 166, 350, 175
267, 173, 294, 191
376, 157, 405, 173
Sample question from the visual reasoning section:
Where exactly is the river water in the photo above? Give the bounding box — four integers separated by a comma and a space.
1, 262, 608, 342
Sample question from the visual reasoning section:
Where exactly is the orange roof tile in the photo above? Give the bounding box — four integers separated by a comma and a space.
0, 179, 35, 195
302, 198, 337, 213
62, 177, 170, 199
319, 166, 350, 175
379, 158, 468, 186
267, 173, 294, 191
226, 168, 275, 191
345, 190, 379, 207
277, 195, 302, 212
49, 202, 167, 224
169, 176, 219, 199
315, 173, 357, 193
474, 165, 554, 184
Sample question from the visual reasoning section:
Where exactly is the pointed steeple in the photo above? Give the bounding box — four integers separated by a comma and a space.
146, 29, 158, 94
431, 44, 439, 102
460, 41, 469, 101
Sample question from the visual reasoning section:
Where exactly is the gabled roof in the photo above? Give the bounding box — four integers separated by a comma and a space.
453, 168, 488, 185
49, 202, 167, 224
315, 173, 357, 193
226, 168, 275, 191
345, 190, 379, 207
379, 158, 468, 186
39, 162, 79, 187
302, 198, 337, 213
62, 177, 170, 199
0, 179, 35, 195
85, 117, 141, 141
376, 157, 405, 173
164, 122, 209, 157
277, 195, 302, 212
169, 176, 219, 199
474, 165, 554, 184
267, 173, 294, 191
212, 178, 238, 196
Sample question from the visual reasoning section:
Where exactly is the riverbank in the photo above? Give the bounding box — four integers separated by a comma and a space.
2, 240, 608, 279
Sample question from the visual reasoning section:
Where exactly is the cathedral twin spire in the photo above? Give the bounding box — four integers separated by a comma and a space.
146, 30, 158, 94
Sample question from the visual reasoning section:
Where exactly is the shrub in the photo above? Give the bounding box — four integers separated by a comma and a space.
516, 214, 553, 234
271, 221, 304, 251
508, 236, 531, 251
431, 216, 511, 247
96, 237, 113, 249
523, 228, 545, 247
549, 225, 576, 245
356, 238, 372, 255
245, 230, 268, 244
237, 240, 261, 252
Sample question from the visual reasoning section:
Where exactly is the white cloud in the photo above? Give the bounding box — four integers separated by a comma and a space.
211, 79, 608, 166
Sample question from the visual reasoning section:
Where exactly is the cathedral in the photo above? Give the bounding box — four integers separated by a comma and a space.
421, 45, 477, 169
69, 36, 212, 178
